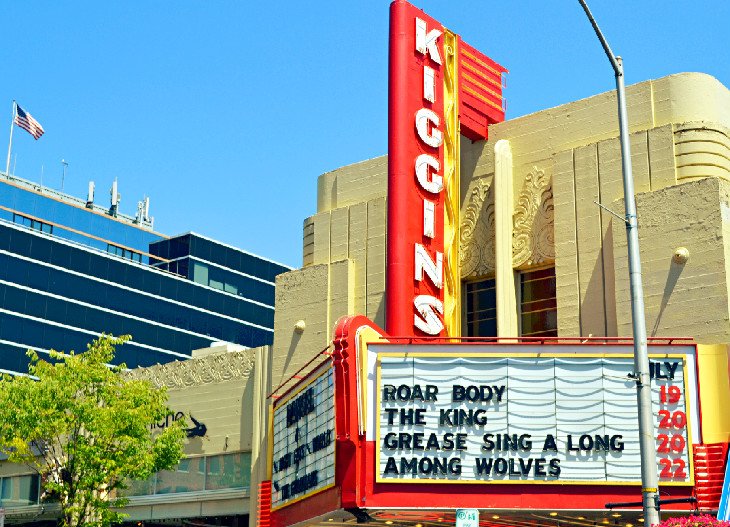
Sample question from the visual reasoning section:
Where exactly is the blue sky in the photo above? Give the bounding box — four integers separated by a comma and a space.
3, 1, 728, 268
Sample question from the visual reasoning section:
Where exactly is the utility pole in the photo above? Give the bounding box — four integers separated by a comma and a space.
576, 1, 660, 525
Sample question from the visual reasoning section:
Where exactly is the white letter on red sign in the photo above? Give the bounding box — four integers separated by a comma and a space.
414, 295, 444, 335
423, 66, 435, 103
415, 109, 443, 148
414, 243, 443, 289
423, 200, 435, 238
415, 154, 443, 194
415, 18, 442, 65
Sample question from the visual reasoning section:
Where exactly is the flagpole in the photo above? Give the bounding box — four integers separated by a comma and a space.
5, 101, 16, 177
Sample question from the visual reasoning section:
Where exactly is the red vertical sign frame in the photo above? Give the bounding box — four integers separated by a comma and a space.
387, 0, 446, 338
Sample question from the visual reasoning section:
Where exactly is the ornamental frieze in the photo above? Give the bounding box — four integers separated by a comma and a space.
512, 166, 555, 269
460, 177, 494, 279
460, 166, 555, 278
131, 350, 255, 389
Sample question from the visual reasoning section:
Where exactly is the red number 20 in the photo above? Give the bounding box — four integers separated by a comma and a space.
659, 410, 687, 429
657, 433, 686, 453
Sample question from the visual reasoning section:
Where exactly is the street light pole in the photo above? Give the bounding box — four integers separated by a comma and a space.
576, 1, 660, 525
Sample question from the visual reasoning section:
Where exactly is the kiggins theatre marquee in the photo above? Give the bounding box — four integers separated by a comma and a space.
265, 316, 718, 527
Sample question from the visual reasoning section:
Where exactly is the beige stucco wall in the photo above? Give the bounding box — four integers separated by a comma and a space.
473, 72, 730, 338
613, 177, 730, 342
135, 349, 258, 456
274, 165, 387, 387
126, 348, 263, 522
272, 72, 730, 383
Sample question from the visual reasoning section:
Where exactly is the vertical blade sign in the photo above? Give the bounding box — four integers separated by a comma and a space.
387, 0, 506, 339
387, 1, 448, 337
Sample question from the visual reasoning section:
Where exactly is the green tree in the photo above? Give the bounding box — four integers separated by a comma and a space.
0, 335, 186, 527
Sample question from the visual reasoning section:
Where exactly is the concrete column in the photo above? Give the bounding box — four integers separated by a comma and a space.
697, 344, 730, 443
249, 346, 272, 527
494, 140, 518, 337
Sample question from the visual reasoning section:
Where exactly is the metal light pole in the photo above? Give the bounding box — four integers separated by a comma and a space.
576, 1, 660, 525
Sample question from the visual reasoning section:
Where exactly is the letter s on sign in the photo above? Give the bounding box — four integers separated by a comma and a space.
414, 294, 444, 335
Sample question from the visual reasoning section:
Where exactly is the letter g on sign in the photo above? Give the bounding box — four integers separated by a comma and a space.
415, 109, 443, 148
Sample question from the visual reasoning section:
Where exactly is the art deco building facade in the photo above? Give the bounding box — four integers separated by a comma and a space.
272, 72, 730, 393
2, 72, 730, 527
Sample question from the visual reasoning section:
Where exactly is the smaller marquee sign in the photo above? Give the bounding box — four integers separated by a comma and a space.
271, 366, 335, 510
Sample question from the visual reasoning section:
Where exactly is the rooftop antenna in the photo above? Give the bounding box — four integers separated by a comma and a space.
135, 198, 144, 223
110, 178, 119, 217
86, 181, 95, 208
61, 159, 68, 192
136, 196, 152, 224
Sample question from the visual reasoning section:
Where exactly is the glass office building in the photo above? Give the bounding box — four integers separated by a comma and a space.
0, 172, 289, 375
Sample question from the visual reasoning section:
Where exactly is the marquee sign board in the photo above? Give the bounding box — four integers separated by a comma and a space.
374, 349, 696, 485
271, 366, 335, 510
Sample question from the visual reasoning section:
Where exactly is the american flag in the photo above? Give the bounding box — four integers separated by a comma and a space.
14, 104, 44, 140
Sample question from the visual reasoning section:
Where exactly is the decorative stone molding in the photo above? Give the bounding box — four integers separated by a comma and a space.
674, 122, 730, 183
460, 168, 555, 277
302, 217, 315, 267
460, 177, 495, 278
130, 350, 255, 390
512, 167, 555, 269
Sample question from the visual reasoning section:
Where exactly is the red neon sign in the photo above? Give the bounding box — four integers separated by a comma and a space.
387, 1, 448, 337
386, 0, 507, 338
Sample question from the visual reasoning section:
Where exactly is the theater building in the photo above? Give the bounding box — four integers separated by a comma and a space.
258, 1, 730, 526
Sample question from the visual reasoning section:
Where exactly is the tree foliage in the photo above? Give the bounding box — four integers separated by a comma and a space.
0, 335, 186, 527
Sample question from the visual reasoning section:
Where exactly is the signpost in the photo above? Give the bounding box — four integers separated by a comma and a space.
576, 1, 660, 523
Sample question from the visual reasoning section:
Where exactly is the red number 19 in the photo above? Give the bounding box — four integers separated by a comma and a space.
660, 385, 682, 404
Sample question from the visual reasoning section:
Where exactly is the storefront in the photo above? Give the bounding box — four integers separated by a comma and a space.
0, 344, 263, 526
